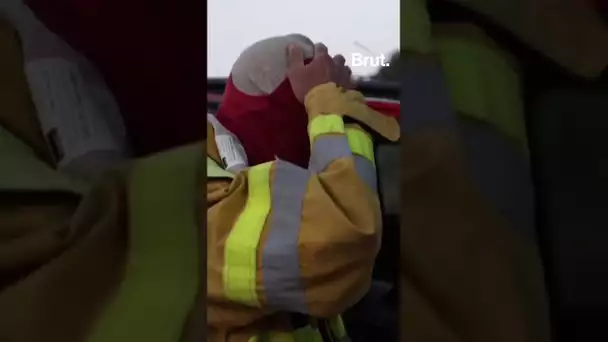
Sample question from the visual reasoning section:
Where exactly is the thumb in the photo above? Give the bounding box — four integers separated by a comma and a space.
286, 44, 304, 69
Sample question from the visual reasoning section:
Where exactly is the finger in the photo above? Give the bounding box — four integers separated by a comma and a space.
286, 44, 305, 68
345, 65, 352, 76
345, 90, 366, 102
314, 42, 328, 57
333, 54, 346, 66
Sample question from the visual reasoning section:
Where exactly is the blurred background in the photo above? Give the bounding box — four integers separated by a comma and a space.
207, 0, 400, 80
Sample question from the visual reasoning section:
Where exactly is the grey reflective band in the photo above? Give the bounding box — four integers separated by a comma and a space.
353, 155, 377, 193
459, 118, 536, 239
261, 160, 310, 313
400, 57, 456, 134
310, 135, 377, 193
309, 135, 352, 173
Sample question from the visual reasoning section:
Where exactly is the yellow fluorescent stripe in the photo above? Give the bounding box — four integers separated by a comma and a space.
308, 114, 345, 141
293, 327, 324, 342
267, 332, 294, 342
251, 326, 326, 342
346, 128, 375, 164
207, 156, 235, 179
223, 161, 273, 306
329, 316, 347, 339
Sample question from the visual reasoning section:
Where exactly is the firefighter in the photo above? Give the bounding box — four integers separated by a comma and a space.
0, 30, 394, 342
207, 34, 399, 341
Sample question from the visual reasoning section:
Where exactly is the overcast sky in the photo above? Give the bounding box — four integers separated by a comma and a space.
208, 0, 399, 77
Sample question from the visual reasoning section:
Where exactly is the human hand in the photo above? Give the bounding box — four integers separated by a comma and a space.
287, 42, 338, 103
332, 54, 356, 89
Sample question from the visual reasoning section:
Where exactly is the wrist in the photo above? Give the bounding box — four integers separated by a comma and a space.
303, 82, 346, 118
343, 117, 377, 143
303, 84, 400, 143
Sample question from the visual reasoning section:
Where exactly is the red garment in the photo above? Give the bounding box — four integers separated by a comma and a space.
26, 0, 206, 156
216, 75, 402, 168
216, 76, 311, 168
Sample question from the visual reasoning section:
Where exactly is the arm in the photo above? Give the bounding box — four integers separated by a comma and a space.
207, 83, 390, 318
401, 54, 550, 342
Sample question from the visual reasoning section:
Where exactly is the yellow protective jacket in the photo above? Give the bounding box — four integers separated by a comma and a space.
445, 0, 608, 79
405, 0, 608, 79
400, 1, 551, 341
0, 127, 207, 342
207, 83, 399, 342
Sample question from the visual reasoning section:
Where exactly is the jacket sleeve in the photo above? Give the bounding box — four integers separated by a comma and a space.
400, 54, 550, 341
207, 84, 384, 318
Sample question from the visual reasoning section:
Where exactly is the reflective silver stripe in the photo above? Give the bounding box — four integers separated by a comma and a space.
354, 155, 377, 193
309, 135, 378, 192
401, 57, 456, 134
460, 118, 536, 239
261, 160, 310, 313
309, 135, 351, 173
228, 164, 247, 173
